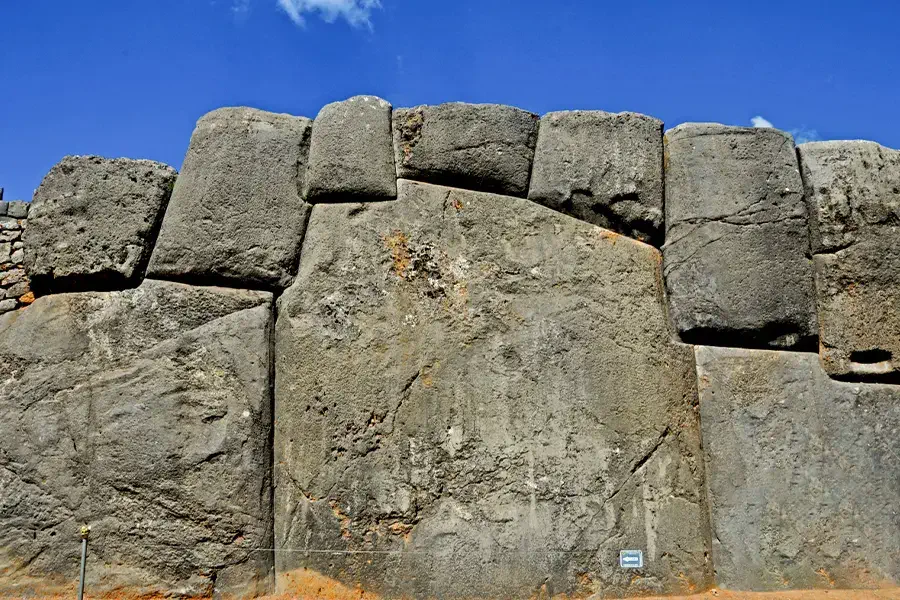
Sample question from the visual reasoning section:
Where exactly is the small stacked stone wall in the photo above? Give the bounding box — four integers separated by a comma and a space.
0, 197, 33, 314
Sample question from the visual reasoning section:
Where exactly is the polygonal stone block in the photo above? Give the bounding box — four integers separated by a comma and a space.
149, 107, 311, 289
24, 156, 176, 294
528, 110, 664, 245
799, 141, 900, 381
305, 95, 396, 201
663, 124, 817, 349
0, 280, 274, 598
392, 103, 539, 197
696, 345, 900, 591
274, 179, 712, 599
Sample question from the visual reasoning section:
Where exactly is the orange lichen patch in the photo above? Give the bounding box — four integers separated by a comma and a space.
18, 291, 35, 305
383, 231, 411, 277
451, 195, 464, 211
328, 500, 353, 540
816, 569, 837, 588
597, 229, 622, 245
275, 568, 382, 600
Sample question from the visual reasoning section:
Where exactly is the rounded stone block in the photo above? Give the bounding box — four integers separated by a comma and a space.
392, 102, 539, 197
23, 156, 176, 294
528, 110, 664, 245
148, 107, 312, 290
305, 95, 396, 202
663, 123, 817, 349
275, 179, 712, 599
799, 141, 900, 381
696, 345, 900, 591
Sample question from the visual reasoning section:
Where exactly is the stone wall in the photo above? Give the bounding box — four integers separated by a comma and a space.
0, 198, 33, 314
1, 97, 898, 599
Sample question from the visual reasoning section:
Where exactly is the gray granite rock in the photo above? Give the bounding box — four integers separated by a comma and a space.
528, 110, 664, 245
0, 242, 9, 264
305, 95, 396, 202
0, 202, 7, 216
393, 103, 539, 197
0, 279, 274, 598
148, 107, 311, 290
799, 141, 900, 381
274, 179, 711, 599
6, 201, 29, 219
24, 156, 177, 294
663, 124, 817, 349
0, 298, 15, 313
696, 345, 900, 591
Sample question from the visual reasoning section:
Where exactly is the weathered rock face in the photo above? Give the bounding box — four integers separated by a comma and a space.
23, 156, 176, 294
696, 345, 900, 591
148, 107, 311, 290
274, 179, 711, 599
799, 141, 900, 381
663, 124, 817, 349
0, 279, 274, 598
392, 103, 539, 197
305, 95, 396, 202
528, 110, 664, 245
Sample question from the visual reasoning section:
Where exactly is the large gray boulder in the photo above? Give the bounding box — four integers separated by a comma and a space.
663, 124, 817, 349
528, 111, 664, 245
305, 95, 396, 201
392, 103, 539, 197
0, 280, 274, 598
23, 156, 176, 294
799, 141, 900, 381
696, 345, 900, 591
148, 107, 311, 290
274, 179, 711, 599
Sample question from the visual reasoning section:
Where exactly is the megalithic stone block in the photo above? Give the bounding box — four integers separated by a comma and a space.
0, 279, 274, 598
528, 110, 664, 245
392, 103, 539, 197
305, 95, 396, 202
23, 156, 176, 294
663, 124, 817, 349
274, 179, 712, 599
148, 107, 311, 290
798, 141, 900, 381
696, 345, 900, 591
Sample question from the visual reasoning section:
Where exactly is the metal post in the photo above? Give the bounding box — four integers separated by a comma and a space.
77, 525, 90, 600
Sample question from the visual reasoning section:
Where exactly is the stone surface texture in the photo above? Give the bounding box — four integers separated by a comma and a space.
23, 156, 176, 294
528, 110, 664, 245
148, 107, 311, 289
663, 124, 817, 349
305, 95, 396, 201
696, 345, 900, 591
799, 141, 900, 381
0, 279, 274, 598
392, 103, 539, 197
275, 179, 712, 599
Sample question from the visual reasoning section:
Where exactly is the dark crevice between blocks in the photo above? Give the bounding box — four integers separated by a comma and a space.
678, 322, 818, 354
265, 289, 280, 592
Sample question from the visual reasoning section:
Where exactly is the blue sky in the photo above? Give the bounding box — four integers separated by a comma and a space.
1, 0, 899, 201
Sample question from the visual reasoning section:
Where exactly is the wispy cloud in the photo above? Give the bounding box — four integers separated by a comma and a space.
750, 115, 821, 144
790, 127, 820, 144
277, 0, 382, 28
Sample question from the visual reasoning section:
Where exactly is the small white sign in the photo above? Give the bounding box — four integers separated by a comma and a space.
619, 550, 643, 569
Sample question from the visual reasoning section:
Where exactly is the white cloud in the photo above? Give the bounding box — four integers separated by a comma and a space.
751, 115, 774, 128
277, 0, 382, 28
790, 127, 820, 144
